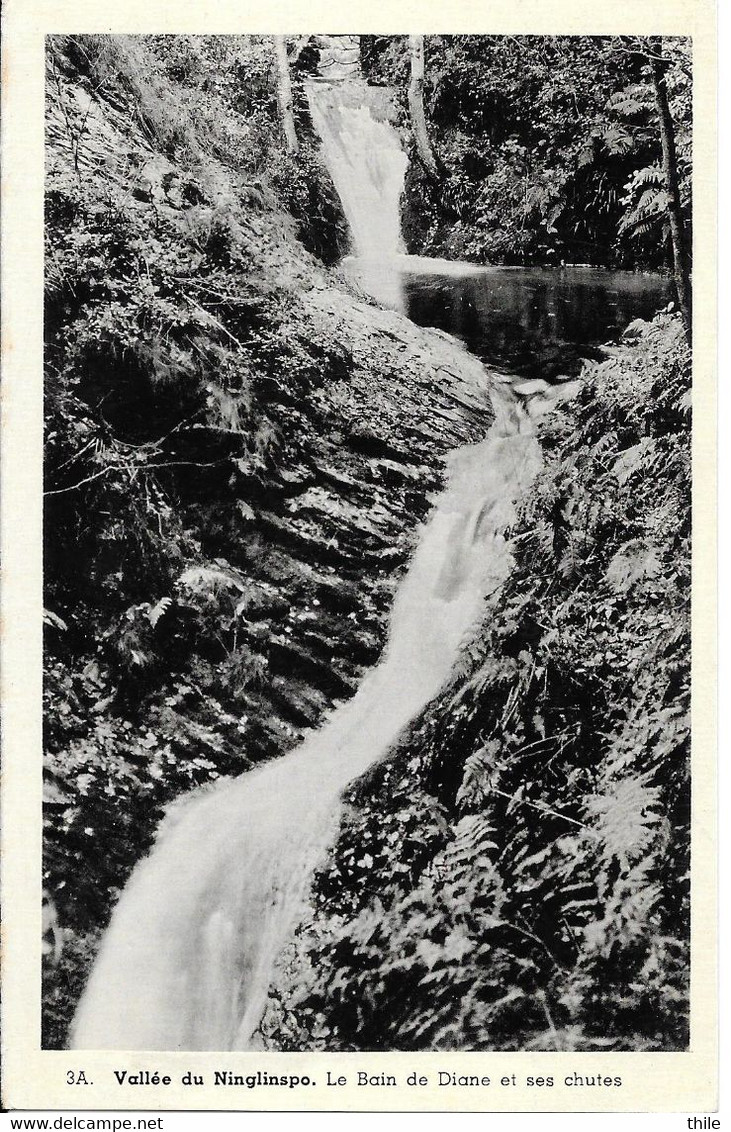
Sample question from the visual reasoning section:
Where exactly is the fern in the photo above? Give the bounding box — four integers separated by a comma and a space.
445, 813, 500, 865
599, 124, 634, 156
177, 563, 247, 593
607, 85, 654, 119
586, 775, 663, 869
618, 167, 669, 241
146, 596, 172, 627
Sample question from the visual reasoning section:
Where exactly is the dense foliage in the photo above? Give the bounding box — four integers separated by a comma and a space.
42, 34, 487, 1046
362, 35, 691, 271
43, 34, 691, 1055
263, 314, 691, 1051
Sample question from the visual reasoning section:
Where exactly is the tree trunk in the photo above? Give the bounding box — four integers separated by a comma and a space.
650, 50, 691, 340
408, 35, 439, 178
274, 36, 298, 154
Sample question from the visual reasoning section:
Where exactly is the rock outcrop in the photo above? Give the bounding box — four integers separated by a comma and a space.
42, 35, 494, 1046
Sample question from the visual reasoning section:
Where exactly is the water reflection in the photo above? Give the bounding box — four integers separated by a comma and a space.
402, 264, 672, 379
343, 258, 671, 378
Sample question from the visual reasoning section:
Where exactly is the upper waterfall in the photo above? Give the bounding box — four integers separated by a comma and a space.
306, 81, 408, 263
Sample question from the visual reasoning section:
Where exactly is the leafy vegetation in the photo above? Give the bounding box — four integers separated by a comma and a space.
262, 314, 691, 1052
42, 34, 487, 1047
361, 35, 691, 280
43, 34, 690, 1054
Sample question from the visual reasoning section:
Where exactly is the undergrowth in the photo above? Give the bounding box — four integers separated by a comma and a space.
263, 313, 691, 1052
43, 35, 358, 1045
43, 34, 691, 1055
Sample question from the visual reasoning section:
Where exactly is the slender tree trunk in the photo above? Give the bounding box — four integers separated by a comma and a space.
274, 36, 298, 154
650, 51, 691, 340
408, 35, 439, 178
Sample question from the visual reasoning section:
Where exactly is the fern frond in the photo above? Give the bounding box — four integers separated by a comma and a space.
445, 813, 499, 865
586, 775, 662, 868
599, 125, 634, 155
177, 564, 247, 593
147, 596, 172, 627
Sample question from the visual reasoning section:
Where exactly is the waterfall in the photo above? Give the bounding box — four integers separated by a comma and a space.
306, 81, 407, 261
71, 388, 547, 1051
306, 80, 408, 309
69, 78, 571, 1053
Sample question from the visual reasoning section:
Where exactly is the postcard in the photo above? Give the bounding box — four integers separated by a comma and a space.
0, 0, 717, 1113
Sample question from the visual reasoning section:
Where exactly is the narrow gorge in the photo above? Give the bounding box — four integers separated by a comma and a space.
43, 35, 691, 1054
69, 58, 570, 1053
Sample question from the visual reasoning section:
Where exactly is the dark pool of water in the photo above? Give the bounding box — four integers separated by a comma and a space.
403, 265, 672, 380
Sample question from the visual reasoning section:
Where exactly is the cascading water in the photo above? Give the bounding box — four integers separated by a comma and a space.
306, 81, 407, 262
70, 77, 571, 1053
306, 80, 408, 309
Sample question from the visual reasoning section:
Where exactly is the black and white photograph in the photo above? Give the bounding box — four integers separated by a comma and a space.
0, 3, 719, 1113
38, 29, 697, 1057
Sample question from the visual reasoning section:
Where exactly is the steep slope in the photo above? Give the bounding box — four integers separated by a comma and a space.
43, 35, 493, 1045
263, 313, 691, 1053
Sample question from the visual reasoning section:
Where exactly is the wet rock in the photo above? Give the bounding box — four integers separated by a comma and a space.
346, 425, 409, 462
268, 675, 329, 729
267, 635, 355, 699
275, 466, 317, 495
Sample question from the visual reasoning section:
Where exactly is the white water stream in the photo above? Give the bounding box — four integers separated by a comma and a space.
70, 80, 571, 1052
306, 80, 412, 310
306, 81, 408, 263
